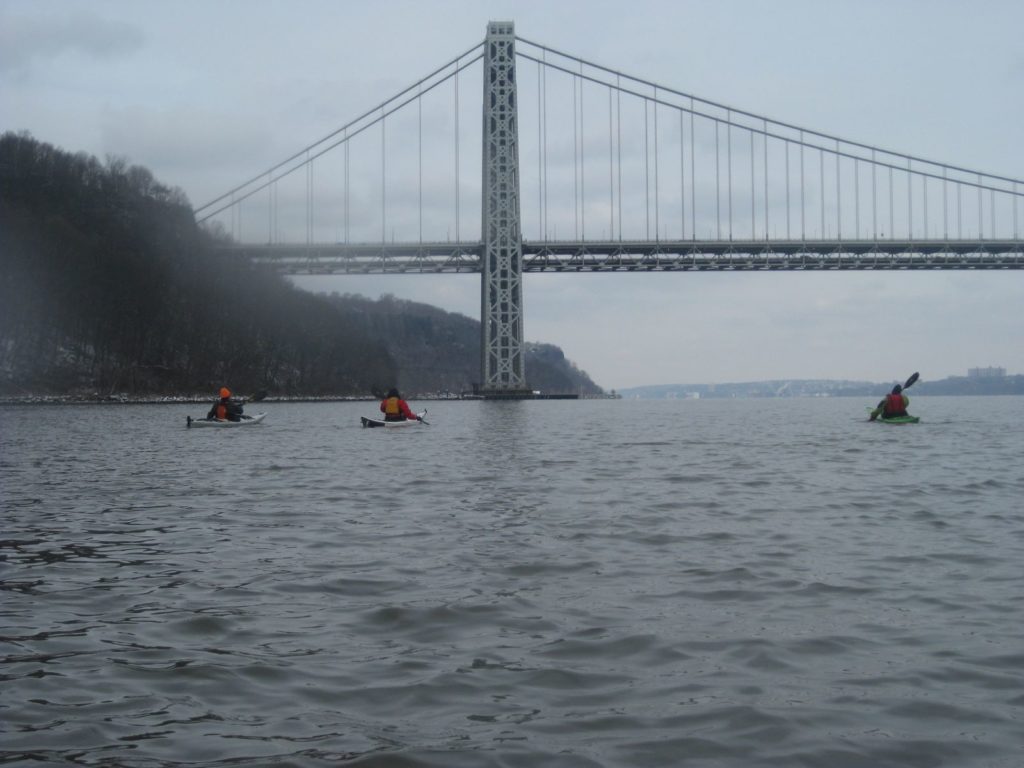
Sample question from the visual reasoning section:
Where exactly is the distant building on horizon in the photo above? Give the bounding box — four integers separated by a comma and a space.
967, 366, 1006, 378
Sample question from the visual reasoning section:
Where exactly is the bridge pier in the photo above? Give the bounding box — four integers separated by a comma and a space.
480, 21, 530, 396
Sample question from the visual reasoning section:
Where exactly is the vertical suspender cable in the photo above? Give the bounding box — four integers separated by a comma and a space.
763, 120, 768, 240
544, 57, 549, 239
653, 91, 659, 241
750, 130, 755, 240
870, 150, 876, 240
907, 158, 912, 240
957, 182, 962, 239
835, 140, 841, 240
727, 113, 733, 241
454, 69, 460, 243
644, 100, 650, 239
680, 110, 685, 240
1014, 182, 1019, 241
854, 159, 860, 239
942, 168, 948, 239
889, 166, 894, 239
990, 188, 995, 240
573, 76, 579, 239
800, 132, 805, 240
923, 174, 928, 238
267, 173, 272, 244
381, 114, 386, 243
538, 61, 543, 240
344, 135, 349, 245
610, 88, 615, 240
819, 148, 824, 238
418, 89, 423, 244
617, 77, 622, 242
306, 150, 312, 246
580, 63, 585, 240
785, 141, 791, 239
689, 105, 695, 240
715, 120, 721, 239
977, 174, 982, 238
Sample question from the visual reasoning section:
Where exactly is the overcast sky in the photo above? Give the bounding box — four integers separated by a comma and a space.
4, 0, 1023, 389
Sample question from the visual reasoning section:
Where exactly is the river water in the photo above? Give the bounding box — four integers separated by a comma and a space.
2, 397, 1023, 767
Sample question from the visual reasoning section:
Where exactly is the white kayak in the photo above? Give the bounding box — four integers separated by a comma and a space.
187, 413, 267, 428
360, 410, 427, 428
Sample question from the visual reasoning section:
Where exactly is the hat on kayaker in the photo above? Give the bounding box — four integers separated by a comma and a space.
220, 387, 231, 398
891, 384, 902, 394
387, 388, 399, 398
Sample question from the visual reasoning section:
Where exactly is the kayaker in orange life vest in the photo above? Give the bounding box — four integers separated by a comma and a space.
207, 387, 244, 422
869, 383, 910, 421
379, 388, 420, 422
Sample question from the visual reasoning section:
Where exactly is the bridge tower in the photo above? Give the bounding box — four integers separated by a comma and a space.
480, 21, 529, 395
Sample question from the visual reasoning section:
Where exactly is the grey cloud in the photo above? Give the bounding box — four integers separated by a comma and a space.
0, 10, 143, 73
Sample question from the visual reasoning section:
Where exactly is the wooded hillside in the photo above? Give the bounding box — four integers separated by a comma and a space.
0, 132, 603, 398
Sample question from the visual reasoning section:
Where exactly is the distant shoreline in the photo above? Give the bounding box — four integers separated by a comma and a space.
617, 375, 1024, 399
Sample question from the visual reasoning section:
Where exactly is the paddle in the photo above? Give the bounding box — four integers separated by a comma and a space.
869, 372, 919, 420
230, 390, 267, 420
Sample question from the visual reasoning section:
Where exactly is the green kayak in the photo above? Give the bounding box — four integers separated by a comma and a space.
876, 415, 920, 424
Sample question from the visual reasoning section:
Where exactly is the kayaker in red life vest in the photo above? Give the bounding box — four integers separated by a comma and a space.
207, 387, 244, 422
869, 384, 910, 421
380, 388, 420, 422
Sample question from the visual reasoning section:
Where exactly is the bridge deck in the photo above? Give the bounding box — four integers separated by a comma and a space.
221, 240, 1024, 273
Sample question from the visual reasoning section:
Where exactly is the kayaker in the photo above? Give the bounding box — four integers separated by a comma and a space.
869, 383, 910, 421
207, 387, 244, 422
380, 388, 419, 422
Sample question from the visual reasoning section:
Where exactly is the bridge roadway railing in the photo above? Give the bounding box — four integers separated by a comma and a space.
223, 240, 1024, 273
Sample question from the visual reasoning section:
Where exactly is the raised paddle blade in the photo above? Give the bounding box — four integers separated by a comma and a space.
903, 372, 920, 390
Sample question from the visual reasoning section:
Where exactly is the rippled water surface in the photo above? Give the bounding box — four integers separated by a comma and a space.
2, 397, 1024, 767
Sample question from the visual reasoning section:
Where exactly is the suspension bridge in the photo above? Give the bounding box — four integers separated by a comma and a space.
194, 21, 1024, 395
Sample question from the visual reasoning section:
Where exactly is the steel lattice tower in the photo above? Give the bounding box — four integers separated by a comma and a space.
480, 21, 528, 394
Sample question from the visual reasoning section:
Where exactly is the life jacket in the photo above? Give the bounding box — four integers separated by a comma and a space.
214, 401, 229, 420
384, 396, 404, 420
883, 393, 907, 416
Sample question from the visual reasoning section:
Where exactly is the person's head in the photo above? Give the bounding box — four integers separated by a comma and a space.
891, 384, 902, 395
220, 387, 231, 399
387, 388, 400, 398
